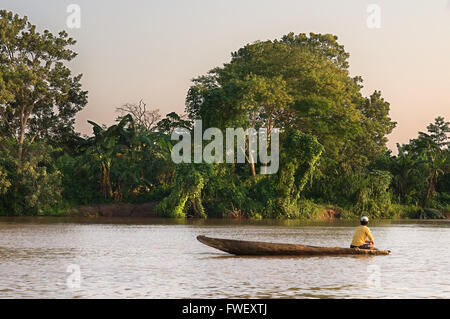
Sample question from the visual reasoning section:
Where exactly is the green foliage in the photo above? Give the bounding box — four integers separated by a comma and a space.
233, 74, 294, 130
417, 208, 446, 219
55, 153, 102, 205
355, 91, 397, 167
0, 15, 448, 219
388, 204, 421, 219
388, 148, 427, 205
274, 131, 323, 217
436, 191, 450, 211
352, 170, 393, 218
79, 115, 174, 202
155, 130, 324, 219
391, 117, 450, 210
202, 165, 255, 217
185, 32, 397, 215
0, 10, 87, 158
186, 32, 395, 176
156, 164, 209, 218
296, 199, 326, 219
0, 139, 62, 216
0, 167, 11, 195
156, 112, 192, 135
241, 130, 324, 218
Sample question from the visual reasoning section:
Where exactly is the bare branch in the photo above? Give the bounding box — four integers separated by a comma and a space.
116, 99, 161, 131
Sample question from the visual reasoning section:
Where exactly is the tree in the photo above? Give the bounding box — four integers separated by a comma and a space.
232, 74, 293, 176
235, 75, 293, 132
186, 32, 395, 176
82, 115, 140, 201
399, 117, 450, 207
420, 116, 450, 149
0, 73, 12, 104
156, 163, 209, 218
260, 130, 324, 217
389, 145, 425, 204
116, 99, 161, 131
80, 114, 173, 201
0, 138, 62, 215
355, 91, 397, 169
278, 32, 350, 69
156, 112, 192, 134
0, 166, 11, 195
0, 10, 87, 160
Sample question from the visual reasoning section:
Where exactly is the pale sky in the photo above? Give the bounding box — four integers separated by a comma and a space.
1, 0, 449, 150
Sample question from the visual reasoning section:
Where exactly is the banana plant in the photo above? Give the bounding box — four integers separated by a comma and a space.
79, 114, 173, 201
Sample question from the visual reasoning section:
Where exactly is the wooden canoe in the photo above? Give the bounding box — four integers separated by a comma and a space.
197, 235, 391, 256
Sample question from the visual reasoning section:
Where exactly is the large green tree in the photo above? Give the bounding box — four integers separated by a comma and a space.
186, 32, 396, 176
353, 91, 397, 170
394, 117, 450, 207
0, 10, 87, 160
410, 117, 450, 205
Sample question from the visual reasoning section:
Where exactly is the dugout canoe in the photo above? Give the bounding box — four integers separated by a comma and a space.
197, 235, 391, 256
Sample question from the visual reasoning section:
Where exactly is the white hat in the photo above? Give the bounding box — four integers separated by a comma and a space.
361, 216, 369, 222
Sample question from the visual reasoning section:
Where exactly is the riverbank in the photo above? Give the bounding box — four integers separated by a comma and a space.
1, 201, 446, 219
68, 202, 159, 218
67, 202, 343, 219
66, 202, 448, 220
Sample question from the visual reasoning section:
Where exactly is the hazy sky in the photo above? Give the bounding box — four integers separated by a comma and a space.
1, 0, 449, 150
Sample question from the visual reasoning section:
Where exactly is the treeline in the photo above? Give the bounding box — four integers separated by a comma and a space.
0, 11, 449, 218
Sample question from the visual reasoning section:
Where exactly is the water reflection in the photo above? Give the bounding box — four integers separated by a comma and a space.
199, 254, 377, 260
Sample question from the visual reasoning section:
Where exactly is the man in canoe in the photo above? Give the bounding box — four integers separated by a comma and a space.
350, 216, 375, 250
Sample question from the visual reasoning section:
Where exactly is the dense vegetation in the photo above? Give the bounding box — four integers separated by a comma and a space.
0, 11, 448, 218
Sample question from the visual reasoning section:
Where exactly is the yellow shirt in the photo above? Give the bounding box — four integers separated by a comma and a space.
351, 225, 374, 246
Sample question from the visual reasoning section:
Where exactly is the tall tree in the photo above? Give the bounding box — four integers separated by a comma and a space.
0, 10, 87, 160
390, 145, 426, 204
156, 112, 192, 135
233, 74, 293, 176
420, 116, 450, 149
403, 117, 450, 206
186, 32, 395, 175
354, 91, 397, 169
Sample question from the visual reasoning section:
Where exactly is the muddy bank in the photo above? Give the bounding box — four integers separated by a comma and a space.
69, 202, 159, 218
68, 203, 447, 219
69, 203, 343, 219
317, 208, 341, 220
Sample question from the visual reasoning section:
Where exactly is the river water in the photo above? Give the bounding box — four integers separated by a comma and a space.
0, 218, 449, 298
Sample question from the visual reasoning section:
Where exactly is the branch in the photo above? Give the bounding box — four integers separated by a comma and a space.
30, 129, 45, 144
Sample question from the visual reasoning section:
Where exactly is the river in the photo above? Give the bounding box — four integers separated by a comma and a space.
0, 218, 449, 298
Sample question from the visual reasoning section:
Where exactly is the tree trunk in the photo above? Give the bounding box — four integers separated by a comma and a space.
17, 107, 28, 161
425, 172, 434, 206
249, 152, 256, 178
18, 125, 25, 161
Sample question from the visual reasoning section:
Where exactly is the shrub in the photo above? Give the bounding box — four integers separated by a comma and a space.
0, 140, 62, 216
